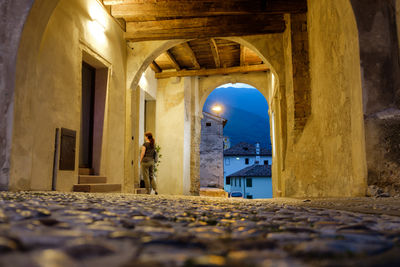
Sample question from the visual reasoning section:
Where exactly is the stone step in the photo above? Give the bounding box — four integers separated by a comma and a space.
78, 175, 107, 184
200, 188, 228, 198
79, 168, 94, 175
73, 183, 121, 193
135, 188, 147, 194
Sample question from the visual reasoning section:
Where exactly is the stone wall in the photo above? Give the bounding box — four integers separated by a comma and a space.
291, 13, 311, 140
280, 0, 367, 197
0, 0, 35, 190
351, 0, 400, 196
200, 113, 225, 188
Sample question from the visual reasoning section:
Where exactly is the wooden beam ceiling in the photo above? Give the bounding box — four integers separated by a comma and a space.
155, 64, 269, 79
150, 61, 161, 73
108, 0, 307, 19
181, 43, 200, 70
209, 39, 220, 68
125, 14, 285, 41
240, 45, 245, 66
165, 50, 181, 71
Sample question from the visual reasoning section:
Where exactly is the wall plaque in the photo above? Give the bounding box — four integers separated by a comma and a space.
59, 128, 76, 171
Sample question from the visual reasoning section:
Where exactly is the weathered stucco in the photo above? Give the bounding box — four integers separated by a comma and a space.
351, 0, 400, 196
281, 0, 367, 197
0, 0, 36, 190
155, 77, 192, 195
11, 0, 127, 191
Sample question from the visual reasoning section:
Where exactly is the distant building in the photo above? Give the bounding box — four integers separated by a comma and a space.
200, 112, 227, 188
227, 164, 272, 199
224, 142, 272, 192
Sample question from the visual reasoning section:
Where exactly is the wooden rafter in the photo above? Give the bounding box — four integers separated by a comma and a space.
149, 61, 161, 73
165, 50, 181, 71
110, 0, 307, 19
209, 39, 220, 68
124, 15, 285, 41
181, 42, 200, 70
240, 45, 246, 66
155, 64, 269, 79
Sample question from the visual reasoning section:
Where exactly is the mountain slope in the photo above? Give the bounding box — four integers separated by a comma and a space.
203, 86, 271, 147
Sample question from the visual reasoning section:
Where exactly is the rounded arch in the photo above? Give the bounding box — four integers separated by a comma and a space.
198, 75, 272, 113
128, 37, 282, 97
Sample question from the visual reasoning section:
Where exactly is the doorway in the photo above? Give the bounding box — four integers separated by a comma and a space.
80, 62, 95, 169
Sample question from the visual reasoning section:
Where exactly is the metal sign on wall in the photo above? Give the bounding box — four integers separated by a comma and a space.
59, 128, 76, 171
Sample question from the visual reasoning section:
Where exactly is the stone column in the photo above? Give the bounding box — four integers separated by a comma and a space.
351, 0, 400, 195
0, 0, 35, 190
190, 114, 201, 195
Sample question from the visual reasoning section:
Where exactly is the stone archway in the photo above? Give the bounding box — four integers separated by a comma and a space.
1, 0, 61, 190
198, 79, 275, 197
1, 0, 378, 198
125, 38, 285, 195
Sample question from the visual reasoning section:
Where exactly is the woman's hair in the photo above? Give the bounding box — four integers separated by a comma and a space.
145, 132, 155, 147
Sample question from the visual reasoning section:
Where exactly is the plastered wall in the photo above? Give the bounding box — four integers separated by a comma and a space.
0, 0, 36, 190
280, 0, 367, 197
155, 77, 192, 195
11, 0, 127, 191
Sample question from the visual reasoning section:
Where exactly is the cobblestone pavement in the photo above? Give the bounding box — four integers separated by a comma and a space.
0, 192, 400, 267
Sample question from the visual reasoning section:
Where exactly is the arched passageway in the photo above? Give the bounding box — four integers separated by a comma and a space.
6, 0, 397, 198
200, 83, 273, 199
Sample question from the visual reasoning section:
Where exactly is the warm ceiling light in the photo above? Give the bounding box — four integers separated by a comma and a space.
103, 0, 125, 5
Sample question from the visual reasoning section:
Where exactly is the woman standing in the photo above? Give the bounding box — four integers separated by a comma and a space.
140, 132, 158, 195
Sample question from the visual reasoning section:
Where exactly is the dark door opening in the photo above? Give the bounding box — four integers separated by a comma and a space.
80, 62, 95, 168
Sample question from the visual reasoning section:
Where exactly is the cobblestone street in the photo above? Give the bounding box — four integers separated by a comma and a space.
0, 192, 400, 267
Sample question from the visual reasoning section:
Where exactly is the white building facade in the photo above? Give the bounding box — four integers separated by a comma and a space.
228, 164, 272, 199
224, 142, 272, 192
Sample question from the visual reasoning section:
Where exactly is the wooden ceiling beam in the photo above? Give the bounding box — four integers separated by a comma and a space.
125, 15, 285, 41
149, 61, 161, 73
111, 0, 307, 19
240, 45, 245, 66
209, 39, 221, 68
165, 50, 181, 71
155, 64, 269, 79
181, 42, 201, 70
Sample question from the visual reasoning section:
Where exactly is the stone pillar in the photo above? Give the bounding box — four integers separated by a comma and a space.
190, 77, 201, 195
190, 114, 201, 195
0, 0, 35, 190
156, 77, 193, 195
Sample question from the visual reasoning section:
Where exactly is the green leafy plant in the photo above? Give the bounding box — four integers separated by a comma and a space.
153, 144, 162, 177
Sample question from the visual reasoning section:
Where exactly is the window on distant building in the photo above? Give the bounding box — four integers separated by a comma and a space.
246, 178, 252, 187
246, 195, 253, 199
264, 160, 268, 165
226, 177, 230, 185
243, 147, 248, 151
245, 158, 249, 164
206, 122, 211, 127
239, 178, 241, 187
234, 178, 237, 186
225, 158, 230, 165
